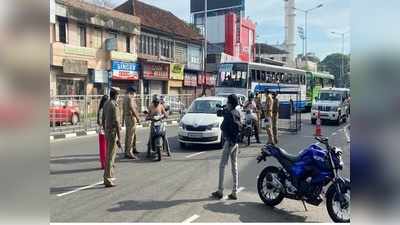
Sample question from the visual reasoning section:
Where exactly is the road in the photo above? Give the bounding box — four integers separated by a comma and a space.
50, 114, 350, 223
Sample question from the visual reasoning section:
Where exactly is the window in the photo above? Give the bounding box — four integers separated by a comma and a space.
256, 70, 261, 81
282, 57, 287, 62
57, 17, 67, 43
126, 36, 130, 53
78, 24, 86, 47
92, 28, 102, 48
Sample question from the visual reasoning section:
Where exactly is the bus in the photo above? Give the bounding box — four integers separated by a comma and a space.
216, 62, 307, 111
305, 71, 335, 111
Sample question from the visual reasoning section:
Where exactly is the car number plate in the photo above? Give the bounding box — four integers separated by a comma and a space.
188, 133, 202, 138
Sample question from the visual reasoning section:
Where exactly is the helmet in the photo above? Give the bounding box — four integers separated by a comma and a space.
152, 94, 160, 104
227, 94, 239, 107
248, 92, 255, 100
127, 86, 136, 93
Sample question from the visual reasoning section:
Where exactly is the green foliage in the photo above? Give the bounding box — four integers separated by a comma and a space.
319, 53, 350, 87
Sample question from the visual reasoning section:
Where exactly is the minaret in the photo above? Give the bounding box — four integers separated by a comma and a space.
284, 0, 296, 66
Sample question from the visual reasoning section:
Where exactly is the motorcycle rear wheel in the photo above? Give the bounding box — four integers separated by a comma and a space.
257, 166, 284, 206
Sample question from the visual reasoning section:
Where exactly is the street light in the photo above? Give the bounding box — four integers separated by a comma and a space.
331, 31, 349, 87
293, 3, 323, 59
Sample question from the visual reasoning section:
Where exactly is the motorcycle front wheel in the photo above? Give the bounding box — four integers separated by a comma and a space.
257, 166, 284, 206
326, 180, 351, 223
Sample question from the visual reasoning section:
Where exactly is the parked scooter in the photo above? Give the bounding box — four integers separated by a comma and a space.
256, 137, 350, 223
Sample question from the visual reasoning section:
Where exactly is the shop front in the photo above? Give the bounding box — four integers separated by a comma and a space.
110, 60, 140, 93
142, 62, 170, 96
169, 63, 184, 95
53, 59, 89, 96
197, 72, 216, 96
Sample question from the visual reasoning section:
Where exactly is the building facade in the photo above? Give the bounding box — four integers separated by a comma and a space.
115, 0, 206, 97
50, 0, 141, 96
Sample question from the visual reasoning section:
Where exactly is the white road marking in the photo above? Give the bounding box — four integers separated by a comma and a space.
86, 130, 97, 135
182, 214, 200, 223
56, 181, 103, 197
222, 186, 246, 200
185, 152, 205, 158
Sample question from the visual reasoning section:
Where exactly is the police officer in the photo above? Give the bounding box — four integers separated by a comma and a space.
211, 94, 241, 200
264, 90, 275, 144
102, 87, 122, 187
243, 92, 260, 143
271, 91, 279, 144
122, 86, 140, 159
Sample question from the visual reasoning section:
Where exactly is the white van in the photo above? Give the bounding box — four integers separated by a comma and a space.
311, 88, 350, 125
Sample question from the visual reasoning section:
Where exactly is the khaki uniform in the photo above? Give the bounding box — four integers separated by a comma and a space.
122, 95, 140, 156
264, 93, 274, 144
272, 97, 279, 144
102, 99, 120, 186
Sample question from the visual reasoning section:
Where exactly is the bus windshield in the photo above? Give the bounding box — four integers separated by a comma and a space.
217, 63, 248, 89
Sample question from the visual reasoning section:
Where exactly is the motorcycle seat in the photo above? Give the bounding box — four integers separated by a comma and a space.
275, 147, 299, 162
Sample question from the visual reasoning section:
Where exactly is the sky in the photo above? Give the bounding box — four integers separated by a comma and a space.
108, 0, 350, 60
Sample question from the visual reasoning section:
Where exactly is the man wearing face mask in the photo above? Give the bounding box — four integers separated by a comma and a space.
211, 94, 241, 200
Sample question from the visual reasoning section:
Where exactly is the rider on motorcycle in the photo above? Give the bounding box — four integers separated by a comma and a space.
146, 94, 171, 157
243, 92, 260, 143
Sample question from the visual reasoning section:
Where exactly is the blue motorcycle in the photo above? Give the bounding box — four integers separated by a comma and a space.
256, 137, 350, 223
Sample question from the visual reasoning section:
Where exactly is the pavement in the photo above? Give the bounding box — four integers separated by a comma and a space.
50, 113, 350, 223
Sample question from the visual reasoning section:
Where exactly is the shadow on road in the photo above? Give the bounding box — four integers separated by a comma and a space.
203, 201, 307, 223
108, 198, 210, 212
50, 167, 101, 175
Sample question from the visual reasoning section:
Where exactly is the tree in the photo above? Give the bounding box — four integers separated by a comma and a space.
319, 53, 350, 87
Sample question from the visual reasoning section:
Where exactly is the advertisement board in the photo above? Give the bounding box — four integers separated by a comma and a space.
111, 61, 140, 80
170, 63, 184, 80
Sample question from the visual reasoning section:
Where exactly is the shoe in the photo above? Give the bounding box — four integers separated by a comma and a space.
228, 192, 238, 200
104, 182, 116, 188
256, 140, 261, 144
132, 150, 140, 154
124, 154, 137, 160
211, 191, 223, 199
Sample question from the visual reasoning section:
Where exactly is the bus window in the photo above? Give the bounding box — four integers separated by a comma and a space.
251, 70, 256, 82
256, 70, 261, 81
267, 72, 272, 82
261, 71, 266, 82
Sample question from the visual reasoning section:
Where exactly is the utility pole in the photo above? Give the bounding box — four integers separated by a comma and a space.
294, 4, 323, 60
202, 0, 208, 96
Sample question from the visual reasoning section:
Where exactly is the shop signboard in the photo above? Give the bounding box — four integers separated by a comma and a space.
143, 63, 169, 80
170, 63, 184, 80
198, 73, 216, 86
111, 60, 140, 80
184, 73, 197, 87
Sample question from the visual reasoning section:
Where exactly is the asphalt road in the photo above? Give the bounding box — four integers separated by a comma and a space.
50, 114, 350, 223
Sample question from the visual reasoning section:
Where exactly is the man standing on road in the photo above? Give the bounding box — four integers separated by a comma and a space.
122, 86, 140, 159
211, 94, 241, 200
264, 90, 275, 144
271, 91, 279, 144
102, 87, 122, 187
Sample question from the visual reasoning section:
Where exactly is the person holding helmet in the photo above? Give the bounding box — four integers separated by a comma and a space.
122, 86, 140, 159
243, 92, 260, 143
211, 94, 241, 200
146, 94, 170, 158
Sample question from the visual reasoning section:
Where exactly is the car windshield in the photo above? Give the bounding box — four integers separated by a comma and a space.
187, 100, 222, 114
319, 92, 342, 101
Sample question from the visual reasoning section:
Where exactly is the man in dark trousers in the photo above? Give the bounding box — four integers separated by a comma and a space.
102, 87, 122, 187
211, 94, 241, 200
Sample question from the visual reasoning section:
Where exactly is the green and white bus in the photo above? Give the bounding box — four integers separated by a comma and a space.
305, 71, 335, 111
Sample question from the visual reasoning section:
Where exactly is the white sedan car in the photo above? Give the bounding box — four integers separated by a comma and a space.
178, 96, 227, 148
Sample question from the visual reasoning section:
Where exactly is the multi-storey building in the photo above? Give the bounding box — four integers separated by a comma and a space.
115, 0, 206, 96
50, 0, 141, 96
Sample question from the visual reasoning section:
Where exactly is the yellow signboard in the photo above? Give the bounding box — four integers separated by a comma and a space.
170, 63, 184, 80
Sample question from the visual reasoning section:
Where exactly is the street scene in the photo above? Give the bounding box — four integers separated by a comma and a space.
50, 0, 350, 223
